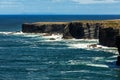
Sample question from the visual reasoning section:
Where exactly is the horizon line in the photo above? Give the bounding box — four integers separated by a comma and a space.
0, 14, 120, 15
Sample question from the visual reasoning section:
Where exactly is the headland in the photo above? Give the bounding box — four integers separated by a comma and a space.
22, 20, 120, 47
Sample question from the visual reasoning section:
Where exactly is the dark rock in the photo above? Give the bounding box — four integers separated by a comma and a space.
22, 22, 67, 34
63, 22, 84, 39
63, 22, 100, 39
99, 27, 119, 47
49, 38, 56, 40
116, 35, 120, 54
116, 56, 120, 66
115, 35, 120, 66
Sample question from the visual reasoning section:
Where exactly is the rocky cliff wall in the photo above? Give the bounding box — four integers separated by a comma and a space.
99, 20, 120, 47
99, 27, 119, 47
63, 22, 100, 39
116, 36, 120, 54
22, 20, 120, 47
22, 22, 67, 33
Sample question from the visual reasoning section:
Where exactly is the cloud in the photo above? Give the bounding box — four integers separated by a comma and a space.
71, 0, 120, 4
0, 0, 23, 8
52, 0, 61, 2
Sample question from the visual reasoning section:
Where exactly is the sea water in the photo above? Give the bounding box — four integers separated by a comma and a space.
0, 15, 120, 80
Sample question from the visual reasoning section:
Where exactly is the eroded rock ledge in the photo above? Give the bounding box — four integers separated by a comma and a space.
22, 20, 120, 47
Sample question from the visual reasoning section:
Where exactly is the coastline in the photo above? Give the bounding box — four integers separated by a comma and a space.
0, 31, 117, 54
22, 20, 120, 47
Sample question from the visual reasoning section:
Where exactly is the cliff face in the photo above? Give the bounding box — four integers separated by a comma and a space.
22, 22, 67, 34
22, 20, 120, 47
63, 22, 100, 39
116, 36, 120, 66
116, 36, 120, 54
99, 20, 120, 47
99, 27, 119, 47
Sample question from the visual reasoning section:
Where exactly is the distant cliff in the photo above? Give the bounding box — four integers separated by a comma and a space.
22, 20, 120, 47
22, 22, 67, 33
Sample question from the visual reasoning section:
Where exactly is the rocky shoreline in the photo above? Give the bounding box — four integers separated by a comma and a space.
22, 20, 120, 65
22, 20, 120, 47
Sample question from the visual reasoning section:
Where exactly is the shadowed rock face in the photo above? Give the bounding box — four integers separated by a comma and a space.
99, 27, 119, 47
63, 22, 84, 39
22, 22, 67, 33
116, 36, 120, 54
63, 22, 100, 39
115, 36, 120, 66
69, 22, 84, 39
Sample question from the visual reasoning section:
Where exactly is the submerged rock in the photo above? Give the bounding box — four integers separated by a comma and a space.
49, 38, 56, 40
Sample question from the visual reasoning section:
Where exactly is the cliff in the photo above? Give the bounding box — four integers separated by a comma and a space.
116, 36, 120, 53
22, 22, 68, 33
22, 20, 120, 47
63, 21, 100, 39
99, 20, 120, 47
115, 36, 120, 66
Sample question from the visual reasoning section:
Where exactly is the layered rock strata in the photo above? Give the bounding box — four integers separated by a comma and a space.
63, 21, 100, 39
22, 20, 120, 47
99, 20, 120, 47
22, 22, 68, 34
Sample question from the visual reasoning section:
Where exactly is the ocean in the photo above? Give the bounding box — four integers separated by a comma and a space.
0, 15, 120, 80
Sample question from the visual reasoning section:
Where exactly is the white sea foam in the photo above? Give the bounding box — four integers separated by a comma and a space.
42, 34, 63, 41
0, 31, 117, 53
61, 70, 89, 74
41, 36, 118, 53
0, 31, 24, 35
65, 39, 117, 53
86, 64, 109, 68
0, 31, 14, 35
93, 57, 104, 61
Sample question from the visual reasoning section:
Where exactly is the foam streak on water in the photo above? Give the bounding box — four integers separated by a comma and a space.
0, 32, 120, 80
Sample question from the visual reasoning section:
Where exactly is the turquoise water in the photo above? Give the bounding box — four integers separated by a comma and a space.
0, 32, 119, 80
0, 15, 120, 80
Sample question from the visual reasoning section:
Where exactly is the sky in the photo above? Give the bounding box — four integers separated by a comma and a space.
0, 0, 120, 15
